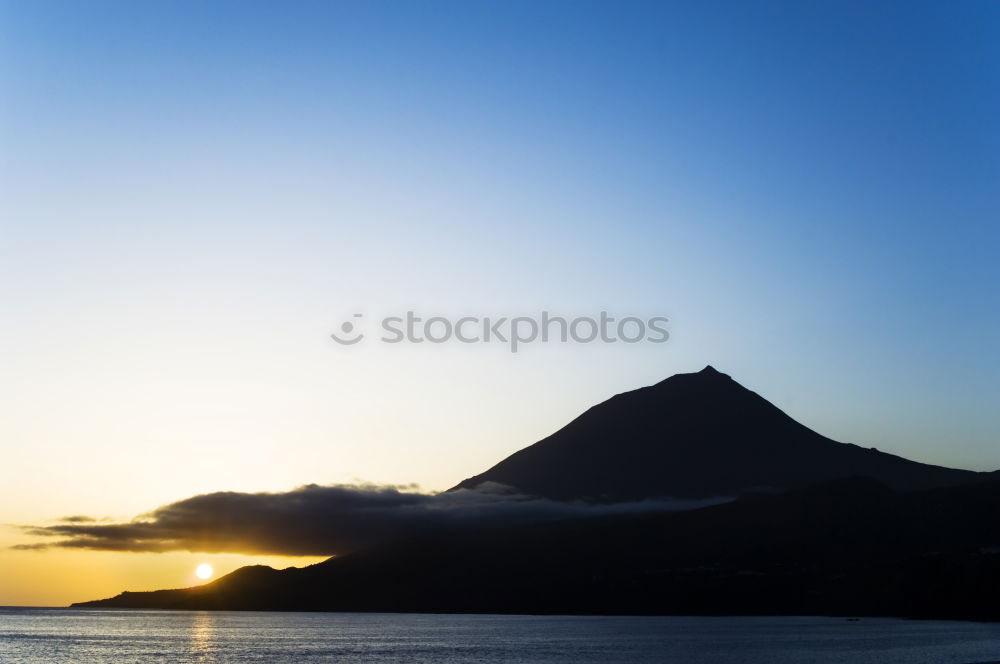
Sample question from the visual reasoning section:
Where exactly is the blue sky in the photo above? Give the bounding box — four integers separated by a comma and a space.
1, 0, 998, 516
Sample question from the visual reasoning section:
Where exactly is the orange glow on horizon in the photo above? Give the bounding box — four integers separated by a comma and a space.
0, 539, 327, 607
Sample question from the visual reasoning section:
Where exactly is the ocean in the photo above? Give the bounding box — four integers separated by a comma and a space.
2, 609, 1000, 663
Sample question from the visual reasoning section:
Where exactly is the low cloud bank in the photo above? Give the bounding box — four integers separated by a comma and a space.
16, 483, 730, 556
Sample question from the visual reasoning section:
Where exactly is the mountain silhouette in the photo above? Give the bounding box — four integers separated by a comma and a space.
73, 474, 1000, 619
452, 366, 976, 500
71, 367, 997, 618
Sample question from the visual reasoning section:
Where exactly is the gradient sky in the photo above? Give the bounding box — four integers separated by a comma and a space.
1, 0, 998, 605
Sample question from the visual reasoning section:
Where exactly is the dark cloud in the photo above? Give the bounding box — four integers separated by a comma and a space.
59, 515, 99, 523
15, 483, 730, 556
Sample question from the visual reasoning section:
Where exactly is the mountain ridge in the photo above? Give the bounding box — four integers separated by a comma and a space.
69, 366, 996, 617
451, 366, 977, 500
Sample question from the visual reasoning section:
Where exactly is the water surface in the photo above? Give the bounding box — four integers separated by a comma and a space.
2, 608, 1000, 663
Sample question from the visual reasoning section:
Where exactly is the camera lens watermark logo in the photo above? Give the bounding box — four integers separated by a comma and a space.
331, 311, 669, 353
329, 313, 365, 345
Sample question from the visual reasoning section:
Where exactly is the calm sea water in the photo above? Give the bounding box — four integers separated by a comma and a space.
2, 608, 1000, 663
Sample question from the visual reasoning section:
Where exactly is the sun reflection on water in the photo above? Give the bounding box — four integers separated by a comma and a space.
188, 611, 216, 662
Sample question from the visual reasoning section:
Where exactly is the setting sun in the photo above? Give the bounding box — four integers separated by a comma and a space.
195, 563, 213, 580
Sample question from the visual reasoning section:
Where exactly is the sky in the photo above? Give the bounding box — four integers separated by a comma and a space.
1, 0, 998, 605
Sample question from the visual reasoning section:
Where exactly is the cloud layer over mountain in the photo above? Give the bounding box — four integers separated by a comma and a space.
17, 483, 728, 555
